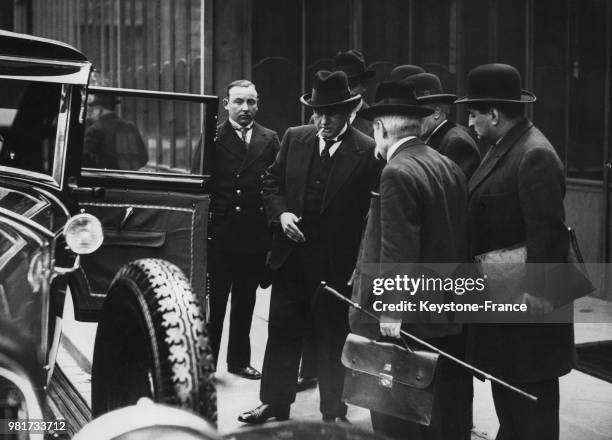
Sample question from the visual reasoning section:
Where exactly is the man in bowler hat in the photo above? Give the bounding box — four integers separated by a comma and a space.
457, 63, 574, 440
389, 64, 425, 82
351, 80, 471, 440
238, 70, 380, 424
407, 72, 480, 179
206, 79, 280, 380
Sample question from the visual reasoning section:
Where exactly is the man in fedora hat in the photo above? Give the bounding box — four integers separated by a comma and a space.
238, 70, 380, 424
407, 72, 480, 179
351, 80, 471, 440
457, 63, 574, 440
296, 49, 377, 390
330, 49, 377, 137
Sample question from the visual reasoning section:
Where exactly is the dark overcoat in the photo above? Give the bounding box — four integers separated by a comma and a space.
263, 124, 379, 285
351, 101, 374, 138
466, 118, 575, 383
426, 120, 481, 180
208, 120, 280, 254
350, 138, 468, 340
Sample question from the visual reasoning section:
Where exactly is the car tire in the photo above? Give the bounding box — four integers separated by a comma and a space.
91, 258, 216, 423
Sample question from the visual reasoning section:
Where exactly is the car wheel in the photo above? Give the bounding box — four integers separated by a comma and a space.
91, 258, 216, 423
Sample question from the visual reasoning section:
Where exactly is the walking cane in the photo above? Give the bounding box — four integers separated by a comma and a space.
320, 282, 538, 402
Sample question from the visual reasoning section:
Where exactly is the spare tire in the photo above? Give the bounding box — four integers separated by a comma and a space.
91, 258, 216, 423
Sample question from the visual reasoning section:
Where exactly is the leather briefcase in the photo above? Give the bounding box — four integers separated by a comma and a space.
341, 333, 439, 426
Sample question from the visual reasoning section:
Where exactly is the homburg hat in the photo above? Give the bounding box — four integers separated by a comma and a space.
455, 63, 536, 104
405, 72, 456, 104
300, 70, 362, 109
332, 50, 376, 83
389, 64, 425, 82
358, 80, 434, 120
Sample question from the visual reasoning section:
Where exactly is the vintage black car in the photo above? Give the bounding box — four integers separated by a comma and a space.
0, 29, 218, 435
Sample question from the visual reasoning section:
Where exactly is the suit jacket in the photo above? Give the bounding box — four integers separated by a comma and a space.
263, 124, 380, 286
350, 138, 468, 340
426, 120, 480, 180
208, 120, 280, 254
83, 112, 148, 170
466, 118, 574, 383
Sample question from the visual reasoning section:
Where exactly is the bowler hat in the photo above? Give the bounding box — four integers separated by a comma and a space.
455, 63, 536, 104
332, 50, 376, 82
300, 70, 361, 109
389, 64, 425, 82
405, 72, 456, 104
358, 80, 434, 120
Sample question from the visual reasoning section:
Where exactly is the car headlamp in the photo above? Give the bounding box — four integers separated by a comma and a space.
63, 213, 104, 255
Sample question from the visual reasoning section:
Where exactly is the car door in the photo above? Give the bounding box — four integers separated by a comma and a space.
69, 86, 217, 321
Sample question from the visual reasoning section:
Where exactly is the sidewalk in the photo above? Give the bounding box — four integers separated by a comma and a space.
215, 290, 612, 439
59, 291, 612, 439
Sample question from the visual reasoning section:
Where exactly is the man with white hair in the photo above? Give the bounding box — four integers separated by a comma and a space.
351, 79, 472, 439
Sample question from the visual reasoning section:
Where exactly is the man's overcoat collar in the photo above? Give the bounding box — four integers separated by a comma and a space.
468, 118, 532, 195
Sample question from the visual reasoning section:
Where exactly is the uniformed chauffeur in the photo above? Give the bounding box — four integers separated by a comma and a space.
206, 79, 280, 379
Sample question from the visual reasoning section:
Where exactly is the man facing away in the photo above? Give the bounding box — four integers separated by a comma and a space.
206, 79, 280, 380
238, 70, 381, 424
351, 79, 472, 440
406, 72, 481, 180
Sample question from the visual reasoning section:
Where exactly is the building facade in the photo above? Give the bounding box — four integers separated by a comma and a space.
11, 0, 612, 298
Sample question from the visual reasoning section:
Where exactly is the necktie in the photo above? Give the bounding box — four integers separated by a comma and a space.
321, 138, 335, 162
240, 127, 249, 147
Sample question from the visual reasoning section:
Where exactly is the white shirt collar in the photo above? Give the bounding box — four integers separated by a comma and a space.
229, 119, 254, 144
350, 100, 364, 124
425, 119, 448, 142
317, 124, 348, 157
386, 135, 417, 161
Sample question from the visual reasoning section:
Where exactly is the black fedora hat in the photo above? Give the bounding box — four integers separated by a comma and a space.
332, 50, 376, 82
389, 64, 425, 82
405, 72, 456, 104
300, 70, 362, 109
455, 63, 536, 104
358, 80, 434, 120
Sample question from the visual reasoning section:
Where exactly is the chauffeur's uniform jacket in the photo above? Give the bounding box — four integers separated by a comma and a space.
208, 120, 280, 254
206, 119, 279, 369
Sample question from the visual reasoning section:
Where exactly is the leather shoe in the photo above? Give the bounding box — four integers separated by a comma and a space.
296, 376, 318, 392
322, 415, 351, 424
238, 404, 290, 424
227, 365, 262, 380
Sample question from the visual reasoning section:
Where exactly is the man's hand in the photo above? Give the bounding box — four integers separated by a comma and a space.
521, 292, 554, 316
380, 315, 402, 339
279, 212, 306, 243
380, 322, 401, 338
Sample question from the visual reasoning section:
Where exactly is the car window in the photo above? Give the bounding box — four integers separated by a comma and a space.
83, 90, 213, 175
0, 79, 62, 176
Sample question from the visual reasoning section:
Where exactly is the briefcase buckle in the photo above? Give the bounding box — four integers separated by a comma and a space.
378, 373, 393, 388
